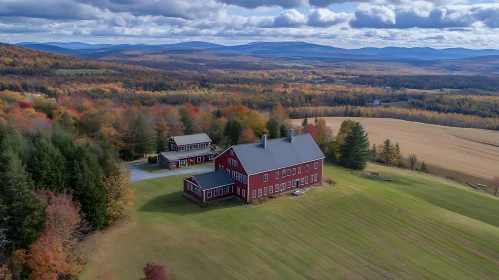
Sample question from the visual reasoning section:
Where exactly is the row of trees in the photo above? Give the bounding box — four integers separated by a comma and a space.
0, 122, 134, 279
290, 106, 499, 130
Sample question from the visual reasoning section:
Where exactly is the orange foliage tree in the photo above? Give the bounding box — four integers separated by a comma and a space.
19, 190, 84, 280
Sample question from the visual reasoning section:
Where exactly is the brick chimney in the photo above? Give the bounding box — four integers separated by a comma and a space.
261, 133, 267, 149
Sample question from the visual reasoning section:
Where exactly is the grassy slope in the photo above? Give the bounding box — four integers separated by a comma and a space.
81, 164, 499, 280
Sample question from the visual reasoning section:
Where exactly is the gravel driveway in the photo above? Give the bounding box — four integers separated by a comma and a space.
129, 161, 213, 182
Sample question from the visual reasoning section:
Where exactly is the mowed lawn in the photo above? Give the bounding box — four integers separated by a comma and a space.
81, 164, 499, 280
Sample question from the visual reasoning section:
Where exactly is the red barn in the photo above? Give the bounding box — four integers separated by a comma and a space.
158, 133, 217, 169
183, 129, 325, 204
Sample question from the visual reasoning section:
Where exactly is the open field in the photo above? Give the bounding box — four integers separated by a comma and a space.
292, 117, 499, 179
55, 68, 109, 75
81, 164, 499, 280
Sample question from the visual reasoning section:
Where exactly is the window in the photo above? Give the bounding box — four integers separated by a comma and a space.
305, 177, 308, 184
280, 183, 286, 191
219, 187, 223, 195
229, 186, 233, 193
237, 187, 240, 195
306, 165, 309, 172
301, 178, 304, 185
288, 181, 291, 189
275, 185, 279, 192
315, 174, 318, 182
292, 168, 296, 175
209, 155, 213, 160
314, 162, 319, 170
298, 167, 301, 174
269, 186, 273, 194
287, 169, 291, 176
242, 189, 246, 198
207, 190, 212, 198
232, 171, 236, 179
252, 190, 256, 198
227, 169, 230, 175
197, 156, 202, 163
214, 188, 219, 196
264, 174, 268, 182
230, 149, 234, 156
243, 175, 247, 184
276, 171, 279, 179
258, 189, 262, 197
228, 158, 231, 165
292, 180, 296, 187
264, 187, 268, 195
224, 186, 228, 194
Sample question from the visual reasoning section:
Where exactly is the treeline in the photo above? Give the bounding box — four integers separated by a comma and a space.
0, 122, 133, 279
348, 74, 499, 92
289, 106, 499, 130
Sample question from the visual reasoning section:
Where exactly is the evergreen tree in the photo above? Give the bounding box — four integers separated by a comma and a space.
71, 146, 107, 229
179, 108, 195, 135
266, 118, 280, 139
224, 119, 243, 146
27, 134, 67, 192
133, 114, 154, 157
371, 144, 377, 161
420, 161, 430, 173
394, 143, 402, 166
379, 139, 393, 165
0, 149, 44, 249
339, 122, 370, 170
279, 124, 288, 138
302, 116, 308, 127
324, 141, 338, 164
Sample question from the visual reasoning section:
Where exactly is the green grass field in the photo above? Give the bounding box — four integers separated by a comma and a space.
55, 69, 109, 75
81, 164, 499, 280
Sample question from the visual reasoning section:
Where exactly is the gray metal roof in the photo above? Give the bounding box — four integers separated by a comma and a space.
192, 170, 234, 190
172, 133, 211, 146
231, 133, 324, 175
160, 147, 215, 161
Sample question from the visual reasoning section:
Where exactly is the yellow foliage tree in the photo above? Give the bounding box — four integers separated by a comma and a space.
100, 174, 135, 224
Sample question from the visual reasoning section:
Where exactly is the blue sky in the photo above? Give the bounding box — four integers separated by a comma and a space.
1, 0, 499, 49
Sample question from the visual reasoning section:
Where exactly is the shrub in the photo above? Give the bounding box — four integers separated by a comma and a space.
148, 155, 157, 164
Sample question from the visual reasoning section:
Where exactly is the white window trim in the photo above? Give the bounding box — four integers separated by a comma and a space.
264, 174, 268, 182
252, 190, 256, 198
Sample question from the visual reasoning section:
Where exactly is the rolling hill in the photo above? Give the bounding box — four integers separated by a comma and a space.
80, 163, 499, 279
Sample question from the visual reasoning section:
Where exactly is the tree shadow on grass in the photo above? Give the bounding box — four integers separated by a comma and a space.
138, 191, 241, 216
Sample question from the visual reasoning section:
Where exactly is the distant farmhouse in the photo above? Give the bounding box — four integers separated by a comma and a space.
183, 129, 325, 204
157, 133, 216, 169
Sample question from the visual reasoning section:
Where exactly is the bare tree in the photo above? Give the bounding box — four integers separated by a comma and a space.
0, 229, 10, 263
408, 154, 418, 170
491, 176, 499, 196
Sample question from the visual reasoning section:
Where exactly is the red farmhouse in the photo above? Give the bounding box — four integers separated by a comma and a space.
183, 129, 325, 204
158, 133, 216, 169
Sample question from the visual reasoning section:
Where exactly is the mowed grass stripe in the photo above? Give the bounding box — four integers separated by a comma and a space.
81, 164, 499, 280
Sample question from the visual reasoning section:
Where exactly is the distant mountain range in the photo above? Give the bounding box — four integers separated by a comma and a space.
15, 41, 499, 62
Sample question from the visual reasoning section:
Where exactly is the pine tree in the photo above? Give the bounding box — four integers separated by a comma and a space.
302, 116, 308, 127
379, 139, 393, 165
394, 143, 402, 166
266, 118, 280, 139
371, 144, 377, 161
420, 161, 430, 173
224, 119, 243, 146
0, 149, 44, 249
344, 106, 350, 117
279, 124, 288, 137
134, 114, 154, 157
339, 122, 370, 170
180, 108, 195, 135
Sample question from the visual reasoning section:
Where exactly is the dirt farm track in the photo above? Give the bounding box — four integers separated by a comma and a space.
292, 117, 499, 179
